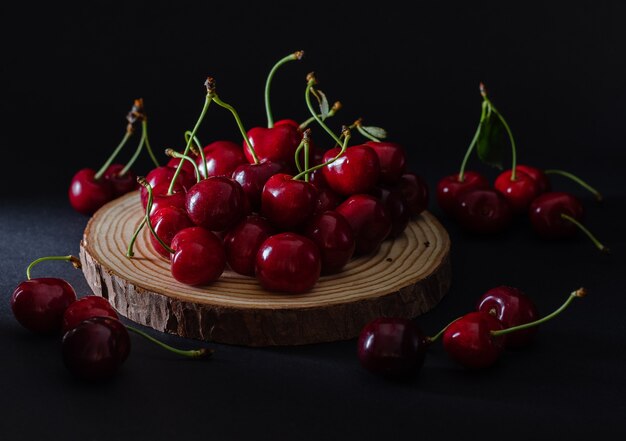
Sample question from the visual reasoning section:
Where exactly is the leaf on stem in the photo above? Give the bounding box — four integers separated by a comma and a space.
360, 126, 387, 140
476, 107, 508, 169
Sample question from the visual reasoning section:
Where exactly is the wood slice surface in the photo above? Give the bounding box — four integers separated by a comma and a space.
80, 191, 451, 346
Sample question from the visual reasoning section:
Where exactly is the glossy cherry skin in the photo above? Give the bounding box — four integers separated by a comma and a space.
62, 316, 130, 381
442, 312, 506, 369
261, 174, 317, 230
11, 278, 77, 333
244, 119, 302, 165
197, 140, 247, 179
455, 188, 513, 234
170, 227, 226, 285
529, 192, 584, 238
357, 317, 428, 379
322, 145, 381, 196
61, 295, 119, 334
140, 166, 191, 210
231, 160, 284, 212
313, 187, 344, 216
399, 173, 429, 217
185, 177, 246, 232
436, 171, 490, 217
494, 169, 540, 214
224, 215, 275, 276
255, 233, 321, 293
69, 168, 115, 215
145, 185, 187, 215
516, 164, 551, 194
335, 195, 392, 255
103, 163, 138, 197
370, 186, 410, 238
167, 157, 196, 179
304, 211, 355, 274
364, 141, 407, 184
477, 286, 539, 348
149, 206, 194, 258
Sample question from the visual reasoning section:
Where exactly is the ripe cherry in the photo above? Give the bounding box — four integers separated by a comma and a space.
185, 177, 246, 232
170, 227, 226, 286
304, 211, 355, 274
197, 140, 246, 178
494, 169, 540, 214
224, 215, 275, 276
370, 186, 410, 238
516, 165, 551, 194
399, 173, 429, 217
364, 140, 407, 184
336, 194, 392, 255
10, 256, 80, 333
436, 171, 490, 217
322, 145, 381, 196
245, 121, 303, 166
455, 188, 513, 234
69, 168, 115, 215
149, 206, 194, 258
140, 166, 194, 209
103, 163, 138, 197
62, 295, 119, 334
231, 160, 284, 212
255, 233, 321, 293
261, 173, 317, 230
167, 157, 196, 179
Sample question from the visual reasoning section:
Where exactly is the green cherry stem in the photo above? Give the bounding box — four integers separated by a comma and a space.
545, 169, 603, 201
491, 287, 587, 336
293, 127, 350, 181
139, 177, 175, 254
126, 325, 212, 359
209, 92, 259, 164
305, 73, 342, 146
119, 122, 147, 176
458, 99, 488, 182
561, 214, 610, 253
26, 255, 81, 280
299, 101, 342, 130
303, 129, 311, 182
265, 50, 304, 128
165, 149, 201, 183
184, 130, 207, 178
167, 79, 214, 195
94, 130, 134, 180
142, 119, 160, 168
294, 138, 306, 174
425, 316, 460, 344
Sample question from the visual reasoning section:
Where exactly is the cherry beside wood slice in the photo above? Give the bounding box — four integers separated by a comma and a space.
80, 191, 451, 346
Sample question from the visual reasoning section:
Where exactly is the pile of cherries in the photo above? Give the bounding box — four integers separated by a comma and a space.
10, 256, 209, 381
357, 284, 586, 378
109, 54, 429, 293
436, 84, 608, 253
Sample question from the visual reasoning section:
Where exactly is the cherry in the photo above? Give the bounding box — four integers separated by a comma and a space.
170, 227, 226, 285
185, 177, 246, 232
399, 173, 429, 217
335, 194, 392, 255
476, 286, 539, 348
529, 192, 608, 252
149, 206, 194, 258
436, 171, 490, 217
364, 140, 407, 184
370, 186, 410, 238
224, 215, 275, 276
357, 317, 428, 379
140, 166, 194, 209
304, 211, 355, 274
516, 165, 551, 194
261, 173, 317, 230
103, 163, 138, 197
69, 168, 115, 215
494, 169, 540, 214
244, 121, 303, 166
62, 316, 131, 381
197, 140, 246, 179
231, 160, 284, 212
322, 145, 380, 196
255, 233, 321, 293
455, 188, 513, 234
313, 186, 344, 216
10, 255, 80, 333
62, 295, 119, 334
167, 157, 196, 179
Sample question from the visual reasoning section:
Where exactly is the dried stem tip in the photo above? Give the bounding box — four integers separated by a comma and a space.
331, 101, 343, 112
165, 148, 176, 157
205, 77, 216, 94
574, 287, 588, 298
302, 128, 311, 140
126, 97, 146, 132
341, 125, 351, 137
306, 71, 317, 84
136, 176, 148, 186
479, 82, 487, 97
69, 255, 82, 270
294, 50, 305, 60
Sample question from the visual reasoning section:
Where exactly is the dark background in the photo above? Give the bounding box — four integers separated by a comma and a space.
1, 2, 625, 440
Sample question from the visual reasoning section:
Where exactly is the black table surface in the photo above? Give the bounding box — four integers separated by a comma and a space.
1, 2, 625, 440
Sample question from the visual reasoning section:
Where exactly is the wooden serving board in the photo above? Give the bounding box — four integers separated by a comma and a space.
80, 191, 451, 346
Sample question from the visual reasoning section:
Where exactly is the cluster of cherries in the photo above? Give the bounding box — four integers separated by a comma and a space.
10, 256, 209, 381
358, 284, 586, 378
436, 84, 608, 252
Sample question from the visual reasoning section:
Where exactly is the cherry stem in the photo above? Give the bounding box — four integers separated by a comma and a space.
210, 93, 259, 164
265, 50, 304, 128
491, 287, 587, 336
544, 169, 603, 201
299, 101, 342, 130
165, 149, 201, 183
292, 127, 350, 181
353, 119, 380, 143
561, 214, 610, 253
303, 129, 311, 182
142, 120, 160, 168
294, 138, 306, 174
94, 130, 134, 180
126, 218, 145, 258
139, 178, 175, 254
25, 255, 81, 280
305, 74, 342, 146
168, 85, 213, 195
126, 325, 212, 359
184, 130, 206, 177
119, 123, 147, 176
481, 84, 517, 180
458, 100, 488, 182
425, 316, 461, 344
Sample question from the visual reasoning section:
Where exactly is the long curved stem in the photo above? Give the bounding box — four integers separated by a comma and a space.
141, 179, 175, 254
94, 131, 133, 180
26, 255, 81, 280
489, 103, 517, 180
119, 126, 146, 176
165, 149, 201, 183
545, 169, 603, 201
142, 120, 160, 167
294, 138, 306, 174
458, 100, 488, 182
299, 101, 342, 130
425, 316, 461, 344
305, 77, 342, 146
126, 325, 212, 358
293, 129, 350, 181
265, 50, 304, 128
210, 94, 259, 164
561, 214, 610, 253
185, 130, 206, 178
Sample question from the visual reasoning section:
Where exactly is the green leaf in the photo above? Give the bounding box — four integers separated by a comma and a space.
476, 109, 508, 169
360, 125, 387, 139
317, 89, 329, 119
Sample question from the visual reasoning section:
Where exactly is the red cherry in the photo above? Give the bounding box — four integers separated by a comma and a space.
528, 192, 584, 239
476, 286, 539, 348
516, 164, 551, 194
255, 233, 321, 293
185, 177, 246, 232
322, 145, 381, 196
442, 311, 506, 369
146, 186, 187, 216
231, 160, 284, 212
357, 317, 428, 379
149, 206, 194, 258
455, 188, 513, 234
224, 215, 275, 276
494, 169, 540, 214
399, 173, 429, 217
364, 141, 407, 184
11, 278, 77, 333
261, 174, 317, 230
103, 163, 138, 197
370, 186, 410, 238
170, 227, 226, 285
61, 295, 119, 334
140, 166, 192, 210
436, 171, 490, 217
197, 140, 246, 179
313, 186, 344, 216
69, 168, 114, 216
244, 121, 302, 165
304, 211, 355, 274
335, 194, 392, 255
167, 157, 196, 179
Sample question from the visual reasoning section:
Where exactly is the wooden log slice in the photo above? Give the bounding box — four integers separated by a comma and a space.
80, 191, 451, 346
